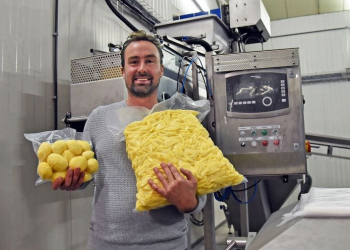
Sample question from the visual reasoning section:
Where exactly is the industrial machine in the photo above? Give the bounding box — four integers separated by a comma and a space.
211, 49, 306, 177
208, 48, 307, 249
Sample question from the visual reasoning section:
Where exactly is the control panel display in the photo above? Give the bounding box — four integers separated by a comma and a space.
226, 72, 289, 114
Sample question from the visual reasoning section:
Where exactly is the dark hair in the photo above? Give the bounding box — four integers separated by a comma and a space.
121, 30, 163, 67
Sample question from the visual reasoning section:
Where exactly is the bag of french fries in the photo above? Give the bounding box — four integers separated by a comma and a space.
107, 93, 244, 211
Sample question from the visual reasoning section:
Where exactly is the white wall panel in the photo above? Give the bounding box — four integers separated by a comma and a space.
268, 29, 348, 75
247, 11, 350, 208
303, 80, 350, 189
271, 10, 350, 37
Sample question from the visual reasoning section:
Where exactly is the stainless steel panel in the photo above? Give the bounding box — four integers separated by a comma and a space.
213, 49, 299, 72
212, 49, 306, 176
214, 59, 298, 72
70, 78, 126, 117
229, 0, 271, 42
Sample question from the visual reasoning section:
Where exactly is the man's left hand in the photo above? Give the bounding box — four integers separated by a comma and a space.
148, 162, 198, 213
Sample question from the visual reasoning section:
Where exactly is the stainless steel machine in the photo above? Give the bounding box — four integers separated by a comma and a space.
208, 48, 307, 248
212, 49, 306, 177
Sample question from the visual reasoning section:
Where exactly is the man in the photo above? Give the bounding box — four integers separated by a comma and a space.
53, 30, 206, 250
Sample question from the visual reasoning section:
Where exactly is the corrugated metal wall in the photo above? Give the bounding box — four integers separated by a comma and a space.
247, 11, 350, 205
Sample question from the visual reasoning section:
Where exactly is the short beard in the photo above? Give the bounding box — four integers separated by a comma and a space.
127, 81, 159, 98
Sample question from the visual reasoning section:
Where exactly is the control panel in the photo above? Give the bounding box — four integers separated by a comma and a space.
211, 49, 306, 176
238, 125, 281, 149
226, 72, 290, 117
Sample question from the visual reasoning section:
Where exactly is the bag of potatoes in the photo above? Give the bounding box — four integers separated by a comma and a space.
24, 128, 99, 186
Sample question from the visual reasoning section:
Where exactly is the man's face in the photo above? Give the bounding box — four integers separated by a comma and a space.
122, 40, 164, 98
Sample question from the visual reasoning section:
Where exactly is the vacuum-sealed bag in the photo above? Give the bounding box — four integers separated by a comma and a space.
107, 92, 210, 141
107, 93, 245, 211
24, 127, 99, 186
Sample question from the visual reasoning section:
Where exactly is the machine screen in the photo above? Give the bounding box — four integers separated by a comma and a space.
226, 72, 289, 113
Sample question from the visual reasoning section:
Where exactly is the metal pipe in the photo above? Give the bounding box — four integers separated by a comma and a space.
239, 183, 249, 237
225, 239, 247, 250
224, 240, 236, 250
192, 56, 199, 101
53, 0, 58, 129
203, 193, 216, 250
271, 26, 348, 39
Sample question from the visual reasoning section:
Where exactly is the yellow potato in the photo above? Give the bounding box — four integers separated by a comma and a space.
51, 140, 68, 155
51, 171, 67, 183
37, 162, 53, 180
83, 172, 93, 182
47, 153, 68, 172
69, 156, 87, 171
86, 158, 99, 174
66, 140, 83, 156
82, 151, 94, 160
124, 110, 244, 211
62, 150, 75, 162
78, 140, 91, 152
37, 142, 52, 162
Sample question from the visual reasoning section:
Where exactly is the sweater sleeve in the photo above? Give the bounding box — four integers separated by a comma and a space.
78, 110, 96, 190
182, 195, 207, 215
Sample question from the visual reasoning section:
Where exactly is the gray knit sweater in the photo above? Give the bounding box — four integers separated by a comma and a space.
84, 101, 205, 250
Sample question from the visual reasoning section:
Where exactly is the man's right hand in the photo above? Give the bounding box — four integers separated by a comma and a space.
52, 168, 85, 191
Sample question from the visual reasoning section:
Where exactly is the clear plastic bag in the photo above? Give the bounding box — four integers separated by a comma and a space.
106, 92, 211, 141
24, 127, 97, 186
106, 93, 245, 211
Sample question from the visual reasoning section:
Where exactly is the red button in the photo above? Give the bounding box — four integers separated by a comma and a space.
274, 140, 280, 146
262, 140, 268, 146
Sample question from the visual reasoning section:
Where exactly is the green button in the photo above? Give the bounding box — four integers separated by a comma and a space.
262, 130, 268, 136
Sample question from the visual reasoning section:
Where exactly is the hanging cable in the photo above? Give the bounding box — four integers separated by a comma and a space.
231, 180, 261, 192
181, 57, 197, 94
105, 0, 138, 32
116, 0, 160, 26
214, 188, 230, 202
243, 36, 264, 51
230, 181, 258, 204
174, 36, 213, 52
176, 56, 190, 92
195, 64, 209, 99
196, 57, 213, 99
